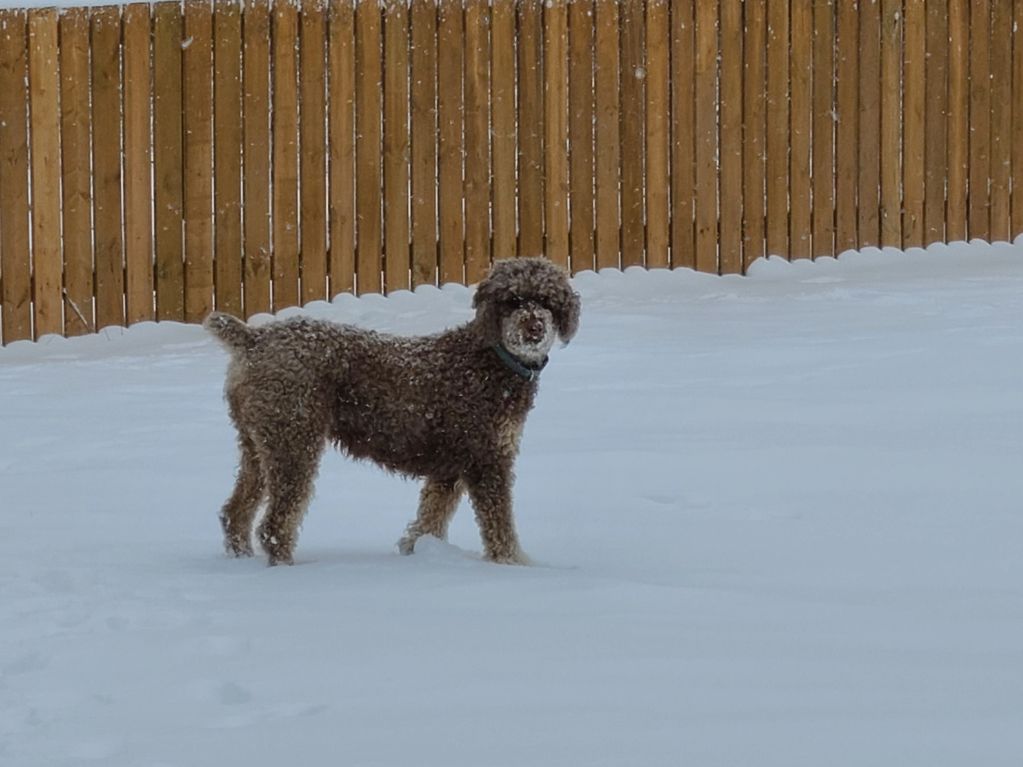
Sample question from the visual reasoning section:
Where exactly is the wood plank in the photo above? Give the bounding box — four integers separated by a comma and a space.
383, 0, 410, 291
301, 0, 328, 301
718, 0, 742, 272
464, 0, 490, 281
273, 1, 300, 307
969, 0, 991, 240
811, 0, 835, 259
243, 0, 271, 314
28, 9, 62, 338
835, 0, 859, 253
437, 0, 463, 282
183, 0, 214, 323
789, 0, 812, 261
124, 3, 154, 324
154, 2, 184, 321
619, 0, 645, 267
568, 0, 594, 274
947, 0, 968, 241
694, 0, 717, 272
902, 0, 925, 247
1014, 0, 1023, 237
989, 0, 1012, 241
645, 0, 670, 269
410, 0, 437, 286
880, 0, 902, 248
742, 0, 765, 269
59, 8, 94, 336
765, 0, 788, 258
518, 0, 544, 259
924, 0, 947, 244
92, 5, 124, 331
0, 10, 31, 343
213, 0, 242, 316
328, 0, 356, 296
544, 0, 569, 269
594, 0, 620, 270
491, 0, 516, 265
858, 0, 881, 247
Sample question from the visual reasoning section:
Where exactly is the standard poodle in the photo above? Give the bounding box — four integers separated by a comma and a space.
205, 256, 580, 566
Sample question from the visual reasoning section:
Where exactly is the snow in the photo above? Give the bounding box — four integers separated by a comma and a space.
2, 240, 1022, 766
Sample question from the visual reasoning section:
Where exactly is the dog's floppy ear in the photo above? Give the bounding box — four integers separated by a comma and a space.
553, 286, 581, 344
472, 263, 508, 344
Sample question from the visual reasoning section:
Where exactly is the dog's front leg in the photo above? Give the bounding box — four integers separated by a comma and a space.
465, 468, 529, 565
397, 478, 463, 555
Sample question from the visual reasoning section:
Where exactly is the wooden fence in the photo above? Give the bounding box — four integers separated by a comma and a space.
0, 0, 1022, 344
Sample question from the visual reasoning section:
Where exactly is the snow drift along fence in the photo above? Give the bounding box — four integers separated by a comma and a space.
0, 0, 1022, 344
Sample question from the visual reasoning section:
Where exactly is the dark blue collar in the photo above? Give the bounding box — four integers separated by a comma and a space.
493, 344, 548, 382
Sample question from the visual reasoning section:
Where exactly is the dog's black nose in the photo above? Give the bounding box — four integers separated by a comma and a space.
523, 317, 545, 342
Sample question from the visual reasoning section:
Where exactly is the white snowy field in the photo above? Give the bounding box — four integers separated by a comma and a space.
1, 242, 1022, 766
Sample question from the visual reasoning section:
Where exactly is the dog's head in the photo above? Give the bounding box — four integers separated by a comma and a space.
473, 257, 581, 364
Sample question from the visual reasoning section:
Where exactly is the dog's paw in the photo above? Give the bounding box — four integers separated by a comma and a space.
396, 535, 416, 556
487, 549, 532, 566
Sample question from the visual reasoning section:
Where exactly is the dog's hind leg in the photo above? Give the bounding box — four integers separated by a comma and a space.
220, 432, 265, 557
397, 478, 464, 555
256, 438, 324, 566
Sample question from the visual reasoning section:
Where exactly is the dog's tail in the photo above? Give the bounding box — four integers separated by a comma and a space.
204, 312, 254, 353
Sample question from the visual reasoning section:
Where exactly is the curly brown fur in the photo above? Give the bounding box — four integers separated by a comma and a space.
206, 257, 580, 566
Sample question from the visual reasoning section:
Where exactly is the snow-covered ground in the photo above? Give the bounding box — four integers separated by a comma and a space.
2, 242, 1022, 766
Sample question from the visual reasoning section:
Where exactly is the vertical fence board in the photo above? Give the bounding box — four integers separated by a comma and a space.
619, 0, 645, 267
464, 0, 491, 281
124, 3, 154, 324
645, 0, 669, 269
594, 0, 619, 270
92, 6, 124, 331
213, 0, 242, 316
879, 0, 902, 248
718, 0, 742, 272
969, 0, 991, 240
671, 0, 695, 269
491, 0, 516, 264
518, 0, 543, 258
835, 0, 858, 252
154, 2, 184, 321
811, 0, 834, 259
545, 0, 569, 268
858, 0, 880, 247
59, 8, 93, 336
742, 0, 765, 268
694, 0, 717, 272
410, 0, 437, 286
28, 9, 62, 338
789, 0, 812, 260
242, 0, 271, 314
329, 0, 356, 296
765, 0, 788, 258
302, 0, 329, 300
273, 1, 300, 307
437, 0, 463, 282
924, 0, 947, 244
989, 0, 1011, 241
902, 0, 925, 247
947, 0, 968, 240
1013, 0, 1023, 237
568, 0, 594, 273
383, 0, 410, 291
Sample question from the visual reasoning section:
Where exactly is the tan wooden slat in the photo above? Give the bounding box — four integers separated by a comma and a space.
273, 1, 300, 307
765, 0, 788, 258
969, 0, 991, 240
28, 9, 63, 338
924, 0, 947, 245
59, 8, 94, 336
594, 0, 620, 270
879, 0, 902, 248
902, 0, 925, 247
544, 0, 569, 269
858, 0, 881, 247
718, 0, 742, 273
243, 0, 271, 314
518, 0, 544, 259
154, 2, 184, 321
620, 0, 645, 268
694, 0, 717, 272
568, 0, 594, 274
183, 0, 214, 323
328, 0, 355, 296
92, 6, 124, 331
410, 0, 437, 286
302, 0, 329, 301
789, 0, 811, 261
947, 0, 968, 241
835, 0, 859, 253
1013, 0, 1023, 237
464, 0, 490, 282
437, 0, 463, 282
491, 0, 516, 265
0, 10, 31, 343
645, 0, 670, 269
382, 0, 409, 291
213, 0, 242, 316
742, 0, 765, 269
811, 0, 835, 259
124, 3, 154, 324
989, 0, 1012, 241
